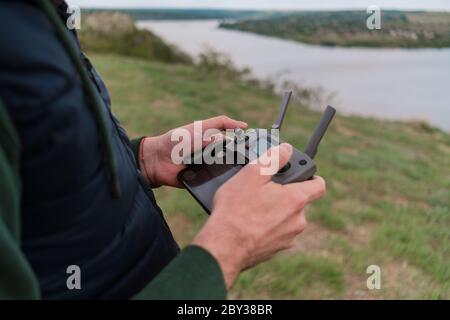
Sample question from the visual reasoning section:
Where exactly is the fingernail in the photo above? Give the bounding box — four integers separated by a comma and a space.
281, 143, 292, 152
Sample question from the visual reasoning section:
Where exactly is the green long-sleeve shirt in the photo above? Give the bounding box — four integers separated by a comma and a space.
0, 101, 227, 300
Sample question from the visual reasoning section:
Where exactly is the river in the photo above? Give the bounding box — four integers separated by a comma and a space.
138, 20, 450, 130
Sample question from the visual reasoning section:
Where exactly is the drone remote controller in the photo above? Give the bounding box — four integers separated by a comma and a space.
178, 92, 336, 214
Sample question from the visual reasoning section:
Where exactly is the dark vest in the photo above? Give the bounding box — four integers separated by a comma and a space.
0, 1, 179, 299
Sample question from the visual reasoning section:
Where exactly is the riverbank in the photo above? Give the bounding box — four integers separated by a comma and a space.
220, 11, 450, 49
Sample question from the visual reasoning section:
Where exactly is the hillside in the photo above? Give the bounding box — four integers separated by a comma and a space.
89, 53, 450, 299
78, 12, 191, 63
220, 11, 450, 48
83, 8, 268, 21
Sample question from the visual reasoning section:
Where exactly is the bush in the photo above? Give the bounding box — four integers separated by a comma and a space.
196, 46, 250, 79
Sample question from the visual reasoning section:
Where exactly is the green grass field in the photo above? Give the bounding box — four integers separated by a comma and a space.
91, 53, 449, 299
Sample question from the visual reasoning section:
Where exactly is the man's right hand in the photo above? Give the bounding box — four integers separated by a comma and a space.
193, 143, 326, 289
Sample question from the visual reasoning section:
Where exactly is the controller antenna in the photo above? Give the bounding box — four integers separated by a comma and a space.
272, 91, 292, 131
304, 106, 336, 159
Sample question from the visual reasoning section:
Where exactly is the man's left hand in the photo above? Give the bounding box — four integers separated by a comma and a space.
139, 116, 248, 188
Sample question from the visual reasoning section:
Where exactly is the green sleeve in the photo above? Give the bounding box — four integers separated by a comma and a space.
134, 245, 227, 300
130, 137, 145, 168
0, 101, 40, 300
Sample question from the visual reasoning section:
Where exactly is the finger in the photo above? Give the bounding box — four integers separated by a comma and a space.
284, 176, 326, 205
242, 143, 293, 183
298, 212, 307, 232
202, 132, 230, 148
189, 132, 236, 164
179, 116, 247, 151
202, 115, 248, 131
286, 209, 307, 235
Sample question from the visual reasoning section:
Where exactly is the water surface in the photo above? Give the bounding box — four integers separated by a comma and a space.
138, 20, 450, 130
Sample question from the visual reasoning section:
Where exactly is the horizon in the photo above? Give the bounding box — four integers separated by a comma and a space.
70, 0, 450, 11
80, 7, 450, 12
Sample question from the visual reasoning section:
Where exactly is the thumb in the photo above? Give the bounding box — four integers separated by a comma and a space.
245, 143, 293, 183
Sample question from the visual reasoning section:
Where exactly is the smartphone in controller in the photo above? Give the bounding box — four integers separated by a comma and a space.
178, 92, 336, 214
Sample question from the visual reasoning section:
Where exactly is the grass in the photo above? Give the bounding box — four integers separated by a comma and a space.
91, 53, 450, 299
220, 11, 450, 48
233, 255, 345, 299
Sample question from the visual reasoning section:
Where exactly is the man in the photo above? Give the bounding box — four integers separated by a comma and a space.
0, 0, 326, 299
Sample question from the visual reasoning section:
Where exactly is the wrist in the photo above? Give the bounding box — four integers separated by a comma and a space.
139, 136, 161, 188
192, 214, 249, 289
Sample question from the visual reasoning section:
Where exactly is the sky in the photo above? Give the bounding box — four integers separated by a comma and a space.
69, 0, 450, 11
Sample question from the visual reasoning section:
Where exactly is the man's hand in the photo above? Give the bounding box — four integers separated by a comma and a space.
192, 143, 326, 289
139, 116, 247, 187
